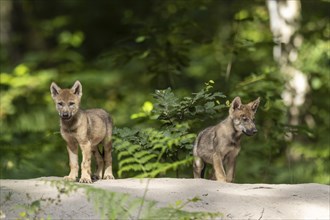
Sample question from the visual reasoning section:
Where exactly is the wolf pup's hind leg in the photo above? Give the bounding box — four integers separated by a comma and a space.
103, 123, 115, 180
92, 147, 104, 180
103, 140, 114, 179
193, 156, 205, 178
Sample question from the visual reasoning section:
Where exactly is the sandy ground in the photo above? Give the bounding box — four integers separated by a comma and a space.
0, 177, 329, 220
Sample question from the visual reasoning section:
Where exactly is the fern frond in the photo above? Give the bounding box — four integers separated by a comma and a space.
118, 157, 139, 168
137, 154, 158, 164
118, 164, 146, 177
137, 157, 193, 178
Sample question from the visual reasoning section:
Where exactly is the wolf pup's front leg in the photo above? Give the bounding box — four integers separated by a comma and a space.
80, 143, 93, 183
64, 143, 79, 181
224, 148, 240, 182
212, 153, 227, 182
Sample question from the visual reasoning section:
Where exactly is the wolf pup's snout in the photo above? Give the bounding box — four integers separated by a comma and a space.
61, 112, 71, 120
244, 127, 258, 136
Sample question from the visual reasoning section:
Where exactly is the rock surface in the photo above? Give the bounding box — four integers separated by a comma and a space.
1, 177, 329, 219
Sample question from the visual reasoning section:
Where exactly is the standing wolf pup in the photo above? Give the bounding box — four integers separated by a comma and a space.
193, 96, 260, 182
50, 81, 114, 183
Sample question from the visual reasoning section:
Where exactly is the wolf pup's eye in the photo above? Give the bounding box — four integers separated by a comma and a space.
242, 116, 248, 122
69, 102, 75, 107
57, 102, 63, 107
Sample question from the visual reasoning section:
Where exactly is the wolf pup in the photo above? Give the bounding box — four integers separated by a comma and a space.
50, 80, 114, 183
193, 96, 260, 182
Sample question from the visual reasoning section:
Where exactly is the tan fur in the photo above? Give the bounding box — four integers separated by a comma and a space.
50, 81, 114, 183
193, 96, 260, 182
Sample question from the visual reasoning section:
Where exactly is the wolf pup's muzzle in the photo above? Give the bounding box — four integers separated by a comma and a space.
60, 112, 72, 120
243, 128, 258, 136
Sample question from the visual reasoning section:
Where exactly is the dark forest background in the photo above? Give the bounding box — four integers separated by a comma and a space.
0, 0, 329, 184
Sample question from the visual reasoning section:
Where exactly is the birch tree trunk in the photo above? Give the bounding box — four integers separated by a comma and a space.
266, 0, 309, 139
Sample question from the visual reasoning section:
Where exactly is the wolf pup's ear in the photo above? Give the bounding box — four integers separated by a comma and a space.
249, 97, 260, 113
50, 82, 61, 99
231, 97, 242, 110
71, 80, 82, 98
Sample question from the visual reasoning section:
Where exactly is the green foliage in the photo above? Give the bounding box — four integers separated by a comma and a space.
153, 80, 226, 124
0, 65, 55, 124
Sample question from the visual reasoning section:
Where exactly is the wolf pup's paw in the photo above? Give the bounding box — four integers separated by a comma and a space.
91, 174, 100, 181
64, 176, 77, 182
103, 174, 115, 180
216, 178, 227, 183
79, 177, 93, 184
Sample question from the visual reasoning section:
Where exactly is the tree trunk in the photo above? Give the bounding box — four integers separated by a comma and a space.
266, 0, 309, 139
0, 0, 12, 60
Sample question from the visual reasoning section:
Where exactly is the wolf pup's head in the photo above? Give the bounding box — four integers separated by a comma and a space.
229, 96, 260, 136
50, 81, 82, 121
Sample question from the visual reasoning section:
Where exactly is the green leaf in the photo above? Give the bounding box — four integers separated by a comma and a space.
136, 36, 146, 43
